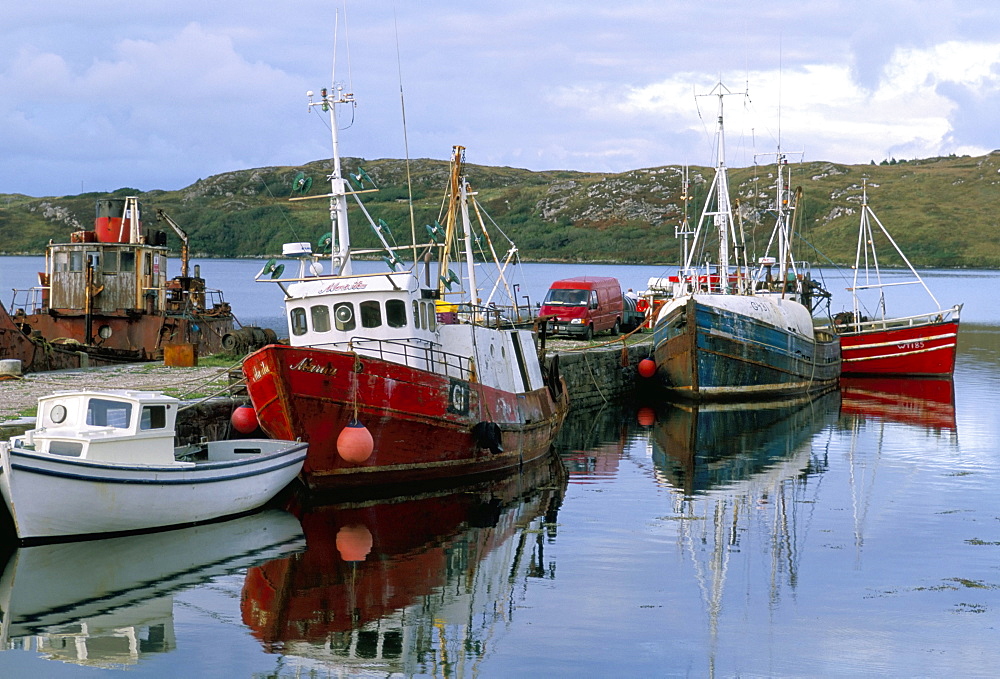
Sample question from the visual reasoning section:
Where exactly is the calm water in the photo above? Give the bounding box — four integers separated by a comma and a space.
0, 258, 998, 676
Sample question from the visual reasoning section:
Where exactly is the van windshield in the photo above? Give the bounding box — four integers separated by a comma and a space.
544, 288, 589, 306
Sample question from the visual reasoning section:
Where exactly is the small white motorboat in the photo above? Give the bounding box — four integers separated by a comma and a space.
0, 389, 307, 541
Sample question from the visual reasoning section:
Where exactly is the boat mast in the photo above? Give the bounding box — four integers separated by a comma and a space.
688, 82, 742, 294
675, 166, 695, 269
459, 173, 479, 304
308, 84, 355, 277
712, 90, 732, 292
775, 153, 796, 291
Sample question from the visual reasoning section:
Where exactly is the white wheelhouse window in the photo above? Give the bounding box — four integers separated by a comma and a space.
334, 302, 356, 331
360, 300, 382, 328
387, 299, 407, 328
311, 305, 331, 333
290, 307, 308, 336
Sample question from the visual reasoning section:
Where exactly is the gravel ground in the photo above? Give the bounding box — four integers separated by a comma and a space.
0, 363, 240, 422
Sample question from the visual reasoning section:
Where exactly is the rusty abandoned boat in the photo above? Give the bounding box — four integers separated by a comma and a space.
1, 197, 238, 372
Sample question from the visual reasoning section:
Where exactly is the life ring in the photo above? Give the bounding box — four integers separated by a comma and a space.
636, 298, 649, 313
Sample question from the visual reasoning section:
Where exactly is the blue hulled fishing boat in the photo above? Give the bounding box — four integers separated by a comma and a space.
650, 83, 840, 401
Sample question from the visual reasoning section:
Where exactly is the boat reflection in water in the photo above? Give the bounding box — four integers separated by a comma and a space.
641, 393, 839, 673
0, 510, 304, 669
240, 452, 566, 674
555, 403, 631, 481
839, 376, 957, 432
647, 392, 840, 496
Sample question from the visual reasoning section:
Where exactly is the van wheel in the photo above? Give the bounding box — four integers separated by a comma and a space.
584, 325, 594, 341
611, 320, 620, 336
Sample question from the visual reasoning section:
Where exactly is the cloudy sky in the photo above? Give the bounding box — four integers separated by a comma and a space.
3, 2, 999, 197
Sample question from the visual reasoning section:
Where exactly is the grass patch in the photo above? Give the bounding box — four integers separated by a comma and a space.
194, 353, 245, 369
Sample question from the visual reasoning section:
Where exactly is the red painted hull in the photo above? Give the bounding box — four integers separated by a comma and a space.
838, 318, 959, 375
0, 301, 144, 372
242, 344, 568, 491
840, 376, 956, 430
240, 453, 566, 647
1, 300, 233, 372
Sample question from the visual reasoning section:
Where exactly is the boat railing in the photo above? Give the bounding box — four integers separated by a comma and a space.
445, 302, 533, 328
349, 336, 474, 380
9, 286, 47, 315
822, 304, 962, 333
677, 271, 749, 295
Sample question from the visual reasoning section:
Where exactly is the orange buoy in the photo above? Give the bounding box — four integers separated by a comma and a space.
637, 406, 656, 426
636, 298, 649, 313
337, 418, 374, 463
231, 405, 258, 434
638, 358, 656, 378
336, 524, 373, 562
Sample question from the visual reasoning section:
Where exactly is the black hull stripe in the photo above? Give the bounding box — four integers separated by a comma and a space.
9, 454, 304, 485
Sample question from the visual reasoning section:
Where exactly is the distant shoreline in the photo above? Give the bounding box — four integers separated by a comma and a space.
0, 252, 992, 271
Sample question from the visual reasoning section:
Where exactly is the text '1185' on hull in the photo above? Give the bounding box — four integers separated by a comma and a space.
835, 314, 960, 376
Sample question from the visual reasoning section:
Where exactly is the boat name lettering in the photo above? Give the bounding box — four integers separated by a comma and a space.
897, 341, 925, 350
290, 358, 338, 376
320, 280, 369, 294
250, 361, 270, 383
749, 300, 767, 313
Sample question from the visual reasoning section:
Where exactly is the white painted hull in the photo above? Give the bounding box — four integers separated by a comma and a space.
0, 439, 307, 540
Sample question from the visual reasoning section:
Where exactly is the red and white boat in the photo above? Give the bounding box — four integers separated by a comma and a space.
242, 85, 567, 492
821, 183, 962, 375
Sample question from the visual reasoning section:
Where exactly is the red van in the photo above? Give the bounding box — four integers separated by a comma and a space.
539, 276, 624, 340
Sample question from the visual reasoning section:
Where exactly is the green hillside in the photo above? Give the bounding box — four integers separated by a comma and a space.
2, 152, 998, 268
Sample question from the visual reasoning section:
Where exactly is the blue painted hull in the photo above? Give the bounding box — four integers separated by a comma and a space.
652, 296, 841, 401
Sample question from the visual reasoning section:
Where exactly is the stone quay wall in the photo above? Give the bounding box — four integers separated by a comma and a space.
550, 339, 653, 409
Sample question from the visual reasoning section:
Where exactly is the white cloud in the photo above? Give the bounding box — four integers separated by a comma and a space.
547, 39, 1000, 170
4, 3, 1000, 194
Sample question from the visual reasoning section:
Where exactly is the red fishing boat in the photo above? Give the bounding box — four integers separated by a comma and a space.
242, 85, 567, 492
820, 183, 962, 375
1, 198, 236, 372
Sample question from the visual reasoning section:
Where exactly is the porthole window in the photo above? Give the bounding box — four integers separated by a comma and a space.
334, 303, 356, 331
360, 300, 382, 328
290, 307, 308, 336
50, 404, 67, 424
311, 305, 331, 333
386, 299, 407, 328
